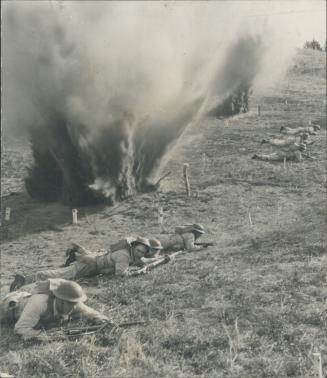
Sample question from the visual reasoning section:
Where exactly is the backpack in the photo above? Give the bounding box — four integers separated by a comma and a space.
174, 225, 193, 235
109, 237, 135, 252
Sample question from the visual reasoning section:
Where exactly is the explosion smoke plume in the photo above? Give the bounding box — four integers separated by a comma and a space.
2, 2, 299, 205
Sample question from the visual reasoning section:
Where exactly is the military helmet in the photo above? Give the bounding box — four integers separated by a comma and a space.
192, 223, 205, 234
313, 124, 321, 130
52, 280, 87, 303
132, 236, 151, 249
149, 239, 163, 250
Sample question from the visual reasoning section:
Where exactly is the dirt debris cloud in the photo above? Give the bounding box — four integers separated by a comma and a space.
2, 1, 305, 204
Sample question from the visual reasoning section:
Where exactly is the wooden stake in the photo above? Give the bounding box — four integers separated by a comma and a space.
158, 206, 164, 233
257, 105, 261, 116
248, 212, 253, 226
202, 153, 207, 175
183, 163, 191, 197
5, 207, 11, 221
283, 157, 287, 170
72, 209, 78, 224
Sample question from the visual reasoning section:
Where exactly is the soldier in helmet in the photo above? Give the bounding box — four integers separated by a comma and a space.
252, 143, 308, 162
138, 239, 164, 264
156, 223, 206, 252
1, 279, 108, 340
10, 237, 151, 291
147, 239, 164, 258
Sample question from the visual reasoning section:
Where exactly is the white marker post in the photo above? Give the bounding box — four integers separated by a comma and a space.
5, 207, 11, 221
202, 153, 207, 175
183, 163, 191, 197
158, 207, 164, 233
72, 209, 78, 224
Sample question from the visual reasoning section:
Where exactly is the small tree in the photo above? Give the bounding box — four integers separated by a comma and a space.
304, 39, 323, 51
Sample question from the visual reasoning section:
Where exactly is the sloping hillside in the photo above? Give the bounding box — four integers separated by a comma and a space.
0, 48, 326, 377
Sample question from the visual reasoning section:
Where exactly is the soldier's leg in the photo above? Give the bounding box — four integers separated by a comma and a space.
252, 152, 282, 161
24, 264, 79, 284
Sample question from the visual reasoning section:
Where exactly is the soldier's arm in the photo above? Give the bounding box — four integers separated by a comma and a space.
111, 251, 131, 276
70, 302, 109, 323
183, 233, 203, 251
14, 294, 48, 340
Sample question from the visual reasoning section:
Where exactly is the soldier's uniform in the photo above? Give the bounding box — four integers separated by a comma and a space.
280, 125, 320, 136
1, 279, 107, 340
157, 224, 205, 252
10, 237, 151, 290
252, 150, 303, 162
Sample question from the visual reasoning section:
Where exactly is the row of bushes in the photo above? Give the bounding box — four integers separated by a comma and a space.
304, 39, 326, 52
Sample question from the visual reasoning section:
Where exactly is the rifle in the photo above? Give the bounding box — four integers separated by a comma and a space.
194, 242, 215, 248
45, 320, 150, 339
129, 251, 183, 276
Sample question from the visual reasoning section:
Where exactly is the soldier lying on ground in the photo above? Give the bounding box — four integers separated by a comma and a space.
10, 237, 151, 291
139, 239, 164, 262
280, 124, 320, 136
155, 223, 206, 252
261, 132, 314, 147
252, 143, 315, 162
1, 279, 108, 340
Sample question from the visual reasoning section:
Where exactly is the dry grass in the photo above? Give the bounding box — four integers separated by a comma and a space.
1, 48, 326, 377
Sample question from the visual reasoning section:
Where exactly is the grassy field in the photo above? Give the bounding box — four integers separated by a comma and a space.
0, 48, 326, 377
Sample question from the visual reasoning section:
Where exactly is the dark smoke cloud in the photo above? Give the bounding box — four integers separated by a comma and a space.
2, 2, 299, 204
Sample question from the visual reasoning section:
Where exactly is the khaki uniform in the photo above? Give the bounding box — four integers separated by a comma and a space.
281, 126, 318, 136
1, 279, 107, 340
253, 150, 302, 162
262, 137, 299, 148
23, 248, 138, 285
158, 232, 201, 251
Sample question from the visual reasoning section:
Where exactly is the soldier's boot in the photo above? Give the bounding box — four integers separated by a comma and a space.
63, 250, 77, 267
10, 274, 26, 292
63, 243, 92, 267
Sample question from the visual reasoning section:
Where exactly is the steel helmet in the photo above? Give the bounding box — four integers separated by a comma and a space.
132, 236, 151, 249
149, 239, 163, 250
51, 280, 87, 303
192, 224, 205, 234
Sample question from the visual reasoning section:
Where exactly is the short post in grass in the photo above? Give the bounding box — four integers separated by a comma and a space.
183, 163, 191, 197
5, 207, 11, 221
201, 153, 207, 175
72, 209, 78, 224
312, 352, 323, 378
283, 157, 287, 170
257, 104, 261, 116
248, 211, 253, 227
158, 206, 164, 233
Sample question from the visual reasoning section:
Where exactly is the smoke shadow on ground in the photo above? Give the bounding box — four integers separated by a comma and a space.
0, 192, 106, 243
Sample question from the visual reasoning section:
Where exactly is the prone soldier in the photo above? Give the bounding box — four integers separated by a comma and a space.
155, 223, 206, 252
280, 125, 320, 136
252, 143, 311, 162
1, 278, 108, 340
10, 237, 151, 291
